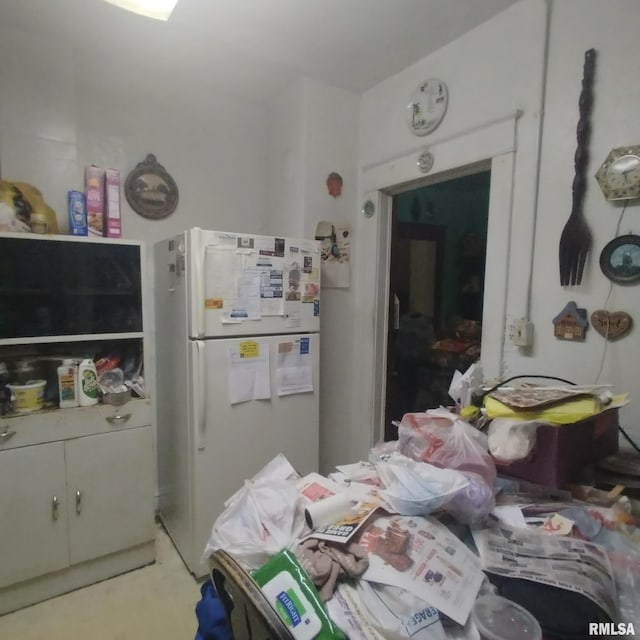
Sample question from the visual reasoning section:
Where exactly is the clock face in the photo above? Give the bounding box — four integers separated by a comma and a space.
595, 146, 640, 200
406, 79, 448, 137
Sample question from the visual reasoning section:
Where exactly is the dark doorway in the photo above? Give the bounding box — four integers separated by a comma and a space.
384, 170, 491, 440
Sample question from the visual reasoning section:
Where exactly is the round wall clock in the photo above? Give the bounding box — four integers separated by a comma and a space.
125, 153, 179, 219
595, 145, 640, 201
406, 78, 448, 137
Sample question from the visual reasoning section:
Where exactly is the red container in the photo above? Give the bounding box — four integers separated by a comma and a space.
495, 408, 619, 488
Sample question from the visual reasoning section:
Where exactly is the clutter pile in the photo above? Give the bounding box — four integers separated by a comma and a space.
197, 373, 640, 639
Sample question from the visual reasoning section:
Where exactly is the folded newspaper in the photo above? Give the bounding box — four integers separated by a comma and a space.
472, 522, 618, 622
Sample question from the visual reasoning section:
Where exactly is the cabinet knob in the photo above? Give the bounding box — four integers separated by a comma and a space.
76, 490, 82, 515
106, 413, 131, 425
52, 495, 59, 521
0, 427, 16, 443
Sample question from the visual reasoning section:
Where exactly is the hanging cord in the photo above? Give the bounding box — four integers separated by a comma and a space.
591, 202, 640, 453
594, 202, 626, 384
619, 425, 640, 455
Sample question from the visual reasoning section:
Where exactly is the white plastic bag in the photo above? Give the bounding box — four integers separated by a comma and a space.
375, 452, 469, 516
487, 418, 542, 463
398, 409, 496, 486
202, 477, 306, 570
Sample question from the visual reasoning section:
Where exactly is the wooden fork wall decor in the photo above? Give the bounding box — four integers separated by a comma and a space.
558, 49, 596, 286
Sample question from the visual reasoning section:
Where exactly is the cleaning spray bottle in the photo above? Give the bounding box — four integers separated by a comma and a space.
78, 358, 99, 407
57, 358, 79, 408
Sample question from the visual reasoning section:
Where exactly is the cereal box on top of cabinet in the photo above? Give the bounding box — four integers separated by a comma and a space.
85, 165, 104, 237
105, 168, 122, 238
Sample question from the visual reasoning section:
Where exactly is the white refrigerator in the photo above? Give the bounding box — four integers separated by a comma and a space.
154, 228, 321, 577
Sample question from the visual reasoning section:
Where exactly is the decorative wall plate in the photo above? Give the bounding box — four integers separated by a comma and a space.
599, 234, 640, 284
125, 153, 179, 219
362, 199, 375, 218
417, 149, 434, 173
406, 79, 448, 137
590, 310, 633, 340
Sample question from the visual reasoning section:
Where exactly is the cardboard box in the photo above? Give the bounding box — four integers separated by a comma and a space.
104, 168, 121, 238
496, 408, 619, 488
85, 165, 105, 237
67, 190, 88, 236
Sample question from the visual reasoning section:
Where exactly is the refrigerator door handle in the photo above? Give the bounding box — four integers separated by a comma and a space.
194, 339, 207, 451
192, 227, 206, 338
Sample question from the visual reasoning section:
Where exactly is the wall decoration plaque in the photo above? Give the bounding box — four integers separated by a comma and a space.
590, 309, 633, 340
417, 149, 434, 174
552, 300, 588, 341
125, 153, 179, 219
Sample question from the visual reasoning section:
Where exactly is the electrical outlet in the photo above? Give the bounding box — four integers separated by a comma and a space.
510, 318, 533, 347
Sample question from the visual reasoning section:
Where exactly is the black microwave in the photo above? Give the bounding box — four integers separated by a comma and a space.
0, 234, 143, 341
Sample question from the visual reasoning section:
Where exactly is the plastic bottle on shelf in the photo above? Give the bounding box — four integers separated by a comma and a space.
57, 358, 79, 408
78, 358, 99, 407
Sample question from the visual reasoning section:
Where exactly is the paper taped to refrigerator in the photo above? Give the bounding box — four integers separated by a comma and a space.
277, 338, 313, 396
227, 340, 271, 404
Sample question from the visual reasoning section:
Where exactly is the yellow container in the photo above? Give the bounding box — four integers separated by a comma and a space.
8, 379, 47, 413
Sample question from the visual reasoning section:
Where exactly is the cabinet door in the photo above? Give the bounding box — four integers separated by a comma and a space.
0, 442, 69, 589
65, 427, 155, 565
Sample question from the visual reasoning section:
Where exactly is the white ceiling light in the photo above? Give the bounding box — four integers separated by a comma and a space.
103, 0, 179, 21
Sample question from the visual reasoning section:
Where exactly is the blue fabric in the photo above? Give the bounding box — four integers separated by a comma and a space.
194, 579, 233, 640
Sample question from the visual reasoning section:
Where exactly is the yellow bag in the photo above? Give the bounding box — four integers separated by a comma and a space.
484, 393, 629, 424
0, 180, 59, 234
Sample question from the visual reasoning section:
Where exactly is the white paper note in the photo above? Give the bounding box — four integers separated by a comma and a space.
276, 338, 313, 396
227, 340, 271, 404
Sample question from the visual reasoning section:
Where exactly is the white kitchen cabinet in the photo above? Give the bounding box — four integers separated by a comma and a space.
0, 404, 155, 615
66, 427, 154, 565
0, 233, 155, 615
0, 442, 69, 590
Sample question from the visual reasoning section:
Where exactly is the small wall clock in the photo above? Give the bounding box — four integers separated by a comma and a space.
595, 145, 640, 201
406, 78, 448, 137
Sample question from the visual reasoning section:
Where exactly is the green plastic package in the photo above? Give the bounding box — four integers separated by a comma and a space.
252, 549, 347, 640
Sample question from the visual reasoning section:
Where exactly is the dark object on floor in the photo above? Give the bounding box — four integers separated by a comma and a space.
208, 550, 295, 639
194, 578, 233, 640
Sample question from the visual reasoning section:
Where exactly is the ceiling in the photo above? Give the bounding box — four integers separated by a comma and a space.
0, 0, 519, 100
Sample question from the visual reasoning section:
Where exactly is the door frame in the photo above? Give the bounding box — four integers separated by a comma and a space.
385, 221, 445, 435
360, 113, 521, 447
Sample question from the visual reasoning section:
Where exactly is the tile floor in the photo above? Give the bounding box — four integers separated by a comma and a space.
0, 521, 202, 640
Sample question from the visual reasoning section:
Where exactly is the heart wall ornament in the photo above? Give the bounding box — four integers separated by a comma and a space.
590, 310, 633, 340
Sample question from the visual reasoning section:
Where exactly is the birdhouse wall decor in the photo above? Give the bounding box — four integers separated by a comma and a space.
326, 172, 343, 198
552, 301, 588, 341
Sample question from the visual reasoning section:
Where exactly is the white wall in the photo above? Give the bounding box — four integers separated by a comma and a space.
0, 28, 270, 244
347, 0, 640, 466
3, 0, 639, 481
520, 0, 640, 444
0, 23, 271, 495
267, 78, 360, 473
